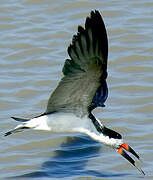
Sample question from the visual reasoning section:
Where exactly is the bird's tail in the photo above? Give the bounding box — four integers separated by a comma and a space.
4, 117, 30, 136
4, 125, 30, 136
11, 116, 29, 122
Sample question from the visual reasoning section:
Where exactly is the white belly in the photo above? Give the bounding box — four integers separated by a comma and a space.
24, 112, 93, 133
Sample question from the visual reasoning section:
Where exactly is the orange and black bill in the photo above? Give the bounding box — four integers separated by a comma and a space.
117, 142, 145, 175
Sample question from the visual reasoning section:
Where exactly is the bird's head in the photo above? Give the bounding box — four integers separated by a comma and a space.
89, 115, 145, 175
99, 126, 145, 175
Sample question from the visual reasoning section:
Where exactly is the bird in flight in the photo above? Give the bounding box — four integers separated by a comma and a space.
5, 10, 145, 175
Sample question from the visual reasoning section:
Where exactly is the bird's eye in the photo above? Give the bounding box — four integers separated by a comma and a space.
116, 133, 122, 139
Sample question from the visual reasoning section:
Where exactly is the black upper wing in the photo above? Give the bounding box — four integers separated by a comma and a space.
45, 10, 108, 116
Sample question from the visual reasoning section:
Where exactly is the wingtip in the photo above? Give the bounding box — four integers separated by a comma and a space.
90, 10, 100, 17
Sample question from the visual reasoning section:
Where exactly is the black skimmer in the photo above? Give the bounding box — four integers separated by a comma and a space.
5, 10, 145, 175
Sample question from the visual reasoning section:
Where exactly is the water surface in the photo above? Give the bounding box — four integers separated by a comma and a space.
0, 0, 153, 179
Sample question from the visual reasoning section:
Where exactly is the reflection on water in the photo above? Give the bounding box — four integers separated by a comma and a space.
10, 135, 128, 179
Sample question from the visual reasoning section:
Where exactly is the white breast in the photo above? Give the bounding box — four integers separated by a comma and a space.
24, 112, 93, 133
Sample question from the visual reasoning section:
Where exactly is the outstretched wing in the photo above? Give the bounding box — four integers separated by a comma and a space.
45, 10, 108, 116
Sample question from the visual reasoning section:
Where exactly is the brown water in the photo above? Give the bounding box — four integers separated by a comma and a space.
0, 0, 153, 179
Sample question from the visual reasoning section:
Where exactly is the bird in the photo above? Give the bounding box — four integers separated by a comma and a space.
5, 10, 145, 175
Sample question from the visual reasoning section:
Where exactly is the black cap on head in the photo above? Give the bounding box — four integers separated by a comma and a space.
102, 126, 122, 139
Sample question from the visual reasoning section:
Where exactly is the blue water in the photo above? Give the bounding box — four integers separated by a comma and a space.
0, 0, 153, 179
9, 135, 129, 179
